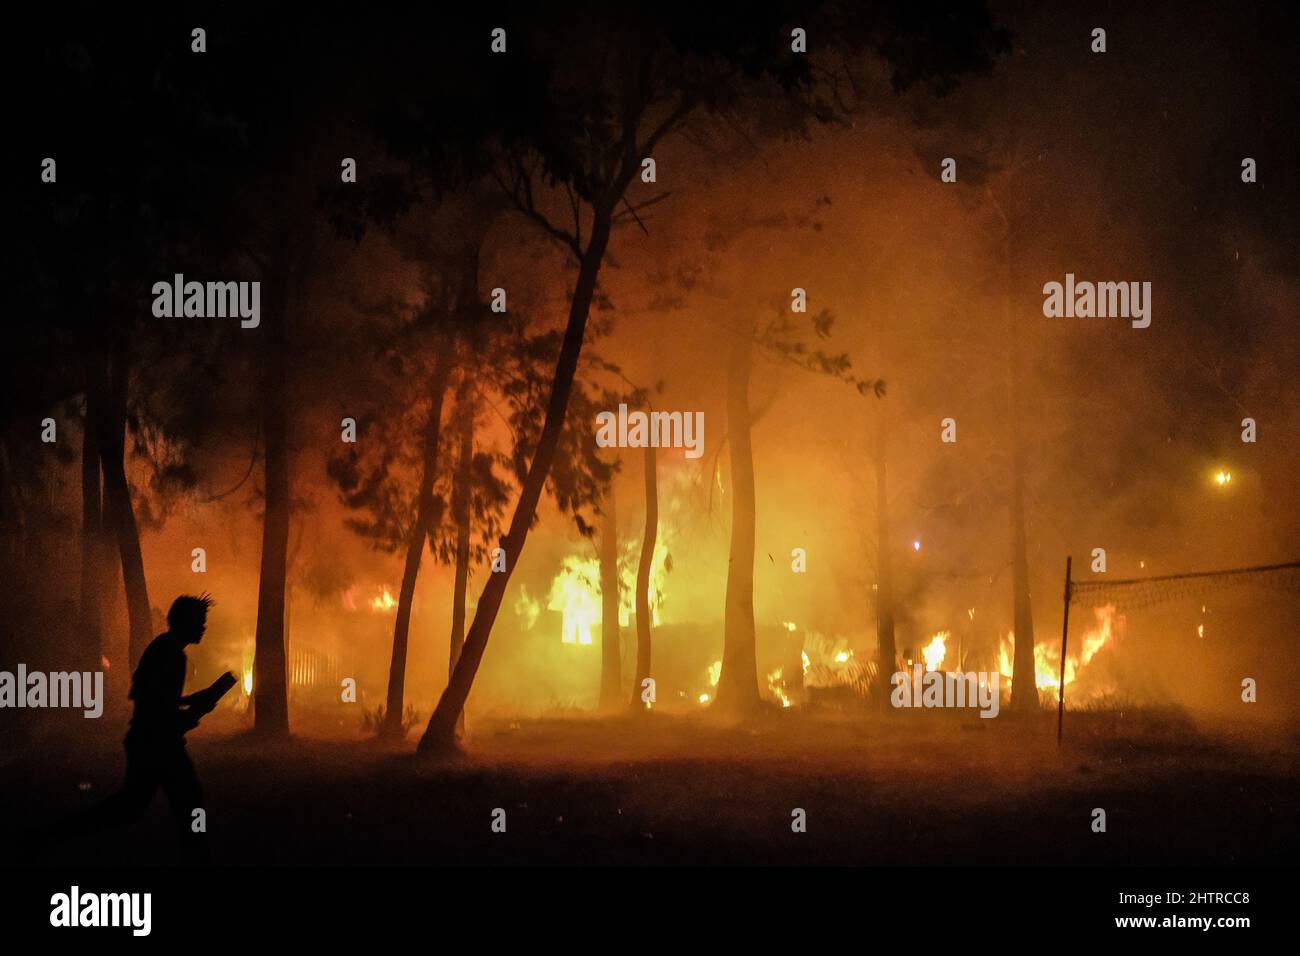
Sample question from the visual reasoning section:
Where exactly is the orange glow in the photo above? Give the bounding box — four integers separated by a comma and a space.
921, 631, 948, 672
998, 604, 1118, 696
370, 587, 398, 612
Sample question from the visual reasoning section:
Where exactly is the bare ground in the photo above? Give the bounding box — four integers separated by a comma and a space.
6, 706, 1296, 866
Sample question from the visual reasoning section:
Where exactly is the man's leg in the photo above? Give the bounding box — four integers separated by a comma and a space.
71, 747, 159, 831
46, 747, 160, 847
159, 747, 212, 865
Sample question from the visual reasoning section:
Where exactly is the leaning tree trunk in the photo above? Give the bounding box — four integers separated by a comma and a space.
716, 329, 760, 715
630, 443, 657, 710
872, 411, 898, 702
418, 206, 614, 753
381, 353, 453, 738
599, 473, 621, 709
447, 387, 474, 739
252, 209, 294, 736
98, 341, 152, 668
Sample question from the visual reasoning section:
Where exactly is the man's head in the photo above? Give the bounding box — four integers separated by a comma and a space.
167, 594, 214, 644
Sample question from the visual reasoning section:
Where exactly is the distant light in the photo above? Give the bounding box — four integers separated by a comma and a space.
1197, 623, 1205, 639
1215, 470, 1232, 487
912, 540, 921, 552
1139, 561, 1146, 569
698, 693, 710, 704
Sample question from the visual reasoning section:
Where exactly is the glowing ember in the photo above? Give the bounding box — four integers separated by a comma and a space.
921, 631, 948, 672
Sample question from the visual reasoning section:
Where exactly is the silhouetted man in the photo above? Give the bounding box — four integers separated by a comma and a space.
58, 594, 234, 864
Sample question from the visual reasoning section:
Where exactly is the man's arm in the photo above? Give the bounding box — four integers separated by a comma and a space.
185, 672, 239, 717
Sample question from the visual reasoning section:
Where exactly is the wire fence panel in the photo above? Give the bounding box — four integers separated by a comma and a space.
1068, 561, 1300, 611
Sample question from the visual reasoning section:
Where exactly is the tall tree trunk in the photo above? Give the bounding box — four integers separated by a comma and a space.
418, 206, 614, 753
716, 329, 760, 714
872, 412, 897, 702
381, 352, 453, 738
1002, 223, 1038, 711
1007, 365, 1038, 710
599, 473, 621, 709
631, 443, 657, 709
79, 372, 105, 671
252, 210, 293, 736
98, 340, 152, 667
448, 387, 474, 739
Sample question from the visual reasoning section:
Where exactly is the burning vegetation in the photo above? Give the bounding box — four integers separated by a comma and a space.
3, 1, 1300, 885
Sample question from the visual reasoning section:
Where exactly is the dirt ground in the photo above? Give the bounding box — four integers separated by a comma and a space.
6, 706, 1296, 866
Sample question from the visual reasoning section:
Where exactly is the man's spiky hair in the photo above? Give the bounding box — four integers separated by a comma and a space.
168, 593, 215, 630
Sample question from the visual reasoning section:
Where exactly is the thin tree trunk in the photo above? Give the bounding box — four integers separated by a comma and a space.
98, 341, 152, 667
252, 210, 293, 736
381, 352, 454, 738
80, 372, 104, 671
448, 386, 474, 739
419, 206, 614, 753
631, 443, 657, 709
599, 474, 621, 709
873, 412, 897, 701
716, 329, 760, 714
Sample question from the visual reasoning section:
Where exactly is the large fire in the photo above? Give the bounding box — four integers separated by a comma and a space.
543, 540, 672, 646
998, 604, 1119, 698
547, 555, 600, 645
